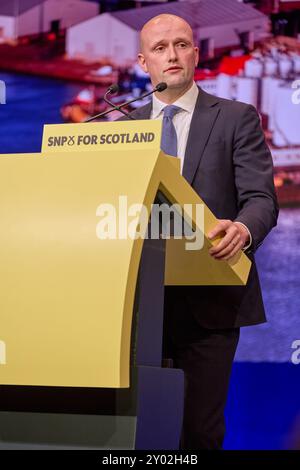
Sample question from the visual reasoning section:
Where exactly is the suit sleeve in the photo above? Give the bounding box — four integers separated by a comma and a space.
233, 104, 279, 252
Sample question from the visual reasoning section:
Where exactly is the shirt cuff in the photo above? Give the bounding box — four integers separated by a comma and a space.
234, 221, 252, 251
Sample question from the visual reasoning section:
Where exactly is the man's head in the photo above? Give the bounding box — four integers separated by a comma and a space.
138, 14, 199, 102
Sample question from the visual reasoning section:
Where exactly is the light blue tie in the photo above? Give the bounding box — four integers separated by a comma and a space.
161, 105, 181, 157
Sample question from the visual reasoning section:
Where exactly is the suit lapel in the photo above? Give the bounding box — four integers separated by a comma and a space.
130, 89, 220, 185
131, 101, 152, 120
182, 88, 220, 184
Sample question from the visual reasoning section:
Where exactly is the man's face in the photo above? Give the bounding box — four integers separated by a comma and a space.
138, 16, 199, 94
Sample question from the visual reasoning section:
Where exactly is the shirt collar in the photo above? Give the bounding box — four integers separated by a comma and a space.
152, 81, 199, 119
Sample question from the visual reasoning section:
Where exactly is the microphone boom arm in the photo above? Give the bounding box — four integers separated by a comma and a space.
84, 83, 167, 123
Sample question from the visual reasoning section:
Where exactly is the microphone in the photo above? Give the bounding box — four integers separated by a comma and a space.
103, 84, 134, 120
155, 82, 168, 92
84, 82, 168, 122
107, 83, 119, 94
85, 84, 132, 122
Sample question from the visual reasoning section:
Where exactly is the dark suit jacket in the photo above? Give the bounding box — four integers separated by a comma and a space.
119, 87, 279, 329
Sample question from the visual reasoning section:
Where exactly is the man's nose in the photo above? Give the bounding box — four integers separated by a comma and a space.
167, 44, 178, 62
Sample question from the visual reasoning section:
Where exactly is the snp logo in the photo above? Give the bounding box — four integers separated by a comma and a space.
291, 340, 300, 365
0, 340, 6, 365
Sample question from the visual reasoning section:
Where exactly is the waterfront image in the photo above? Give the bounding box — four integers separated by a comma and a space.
0, 0, 300, 452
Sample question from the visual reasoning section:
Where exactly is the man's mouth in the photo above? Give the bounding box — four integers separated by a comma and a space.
165, 66, 183, 72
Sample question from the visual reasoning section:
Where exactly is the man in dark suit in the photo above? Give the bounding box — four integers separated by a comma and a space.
122, 14, 278, 449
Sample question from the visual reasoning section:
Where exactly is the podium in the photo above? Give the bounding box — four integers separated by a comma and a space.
0, 120, 250, 449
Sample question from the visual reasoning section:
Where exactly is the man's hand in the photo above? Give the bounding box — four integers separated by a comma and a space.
208, 219, 250, 261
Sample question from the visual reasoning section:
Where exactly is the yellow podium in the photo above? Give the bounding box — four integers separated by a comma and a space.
0, 120, 250, 449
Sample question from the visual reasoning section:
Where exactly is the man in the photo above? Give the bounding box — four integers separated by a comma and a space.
121, 14, 278, 449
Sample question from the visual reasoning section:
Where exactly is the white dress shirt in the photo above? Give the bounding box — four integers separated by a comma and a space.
151, 81, 199, 174
150, 81, 252, 250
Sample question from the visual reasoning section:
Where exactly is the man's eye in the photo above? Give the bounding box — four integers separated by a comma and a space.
155, 46, 164, 52
177, 43, 187, 48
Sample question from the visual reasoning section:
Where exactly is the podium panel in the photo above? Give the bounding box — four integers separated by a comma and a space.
0, 121, 251, 449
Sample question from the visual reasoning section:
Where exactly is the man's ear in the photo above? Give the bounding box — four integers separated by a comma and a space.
138, 53, 148, 73
194, 47, 199, 67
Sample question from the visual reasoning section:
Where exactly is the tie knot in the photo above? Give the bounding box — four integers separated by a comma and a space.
163, 105, 181, 119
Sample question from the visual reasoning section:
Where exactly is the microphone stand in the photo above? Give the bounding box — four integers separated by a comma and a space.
103, 89, 134, 120
84, 83, 167, 123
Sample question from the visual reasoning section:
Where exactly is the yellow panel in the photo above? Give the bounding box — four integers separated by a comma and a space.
0, 122, 251, 389
0, 149, 158, 388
